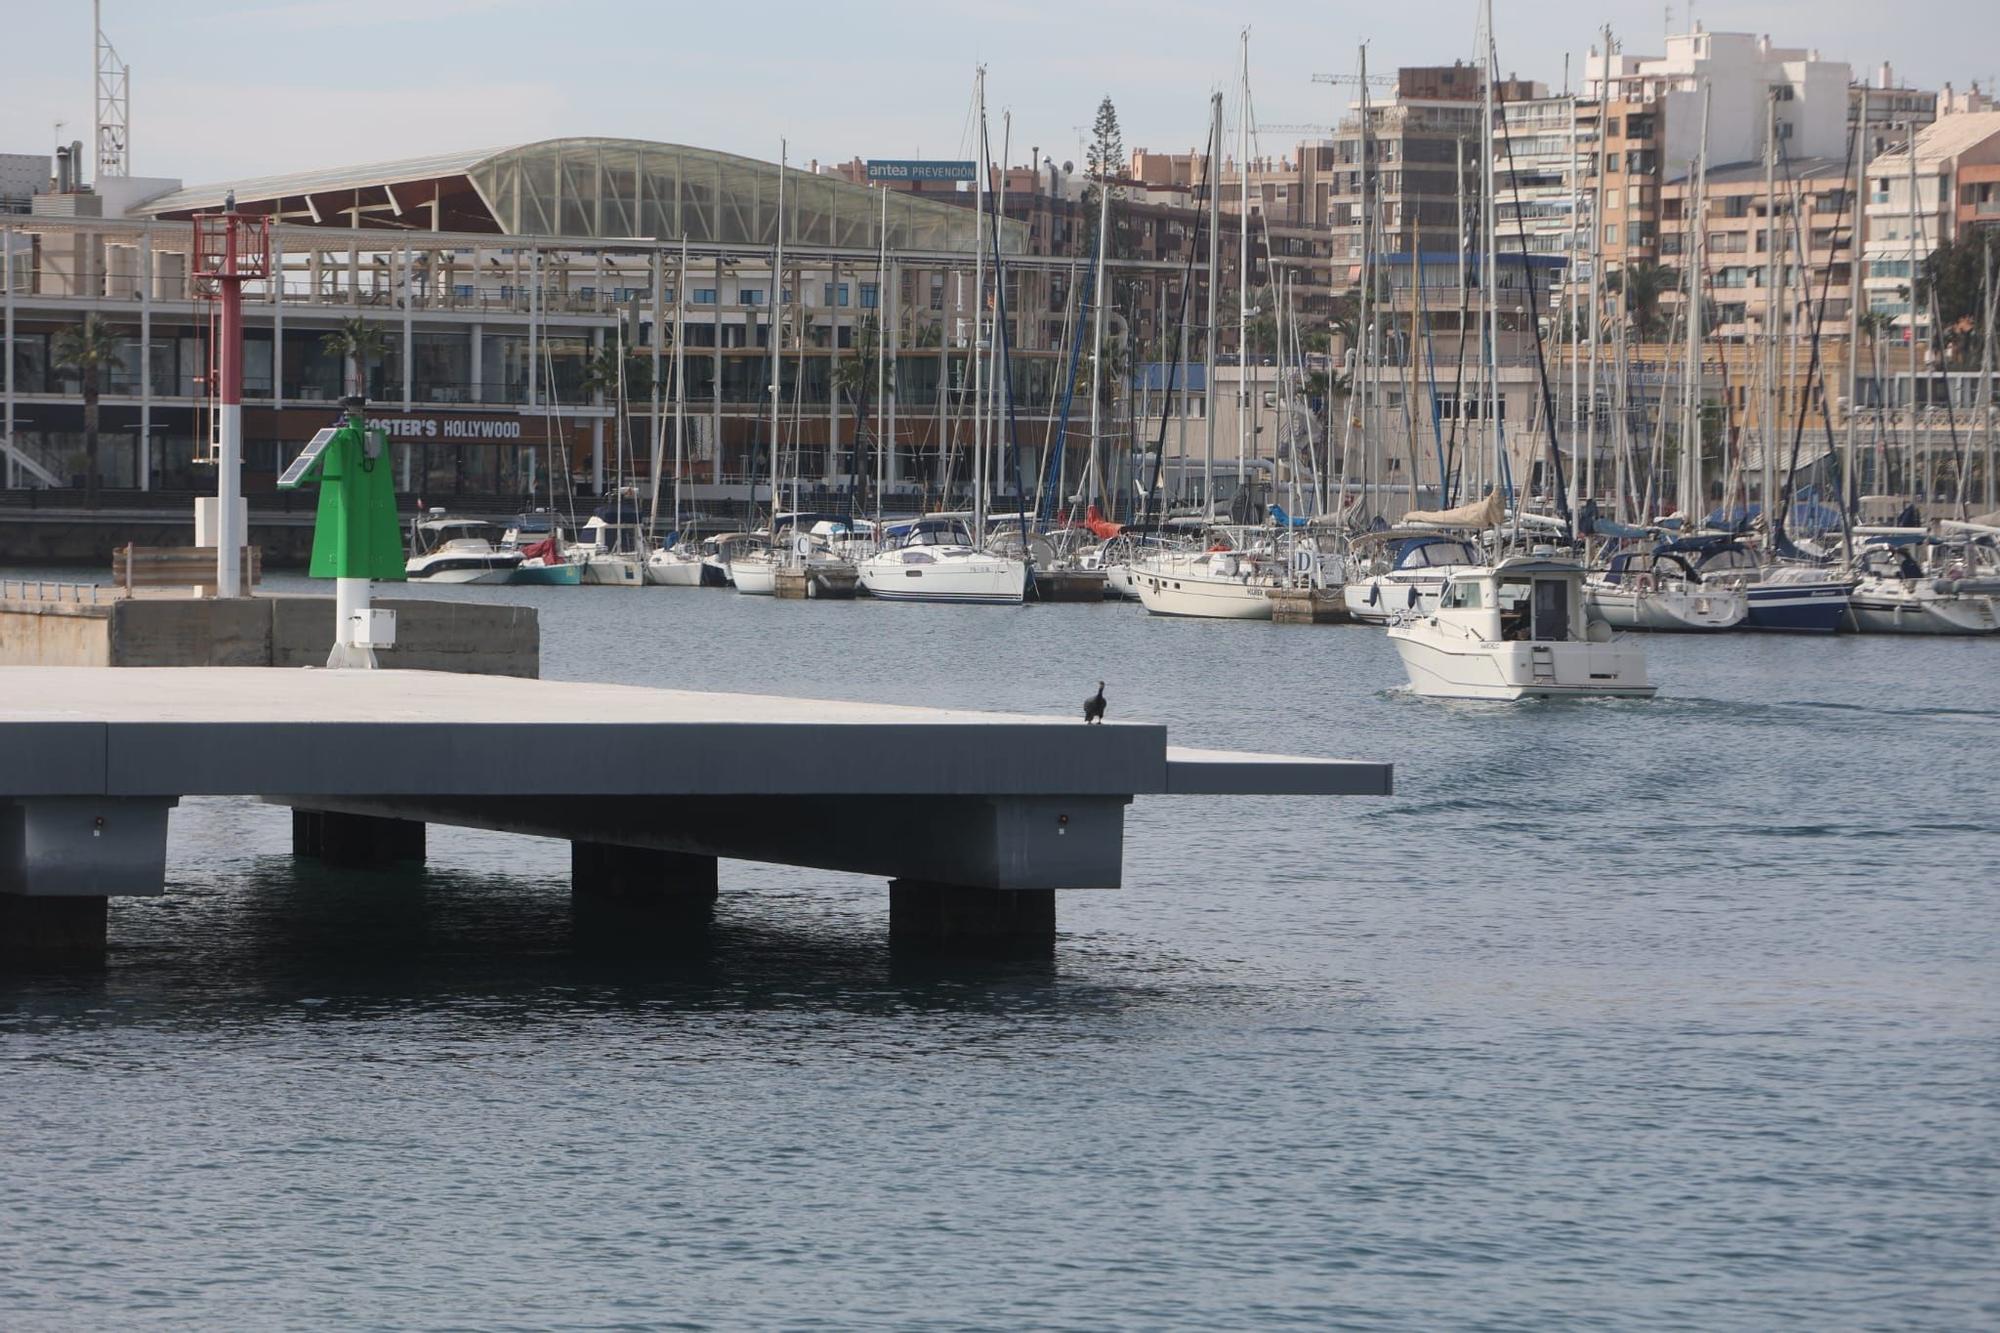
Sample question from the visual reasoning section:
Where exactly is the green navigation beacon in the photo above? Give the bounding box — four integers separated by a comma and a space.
277, 395, 405, 667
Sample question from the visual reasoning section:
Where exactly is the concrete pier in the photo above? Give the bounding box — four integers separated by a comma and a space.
0, 666, 1391, 959
571, 842, 720, 909
292, 810, 427, 868
890, 880, 1057, 957
0, 893, 108, 956
1268, 589, 1352, 624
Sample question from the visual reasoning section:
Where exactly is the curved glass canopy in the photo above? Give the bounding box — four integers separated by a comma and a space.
466, 139, 1018, 253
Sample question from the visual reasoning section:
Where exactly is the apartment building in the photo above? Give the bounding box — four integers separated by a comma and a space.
1861, 113, 2000, 335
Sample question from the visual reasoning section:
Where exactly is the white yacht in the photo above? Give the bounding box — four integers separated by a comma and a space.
404, 514, 523, 584
1344, 531, 1484, 624
855, 517, 1030, 604
1674, 536, 1851, 633
1387, 553, 1657, 701
644, 542, 707, 587
726, 539, 780, 596
1845, 534, 2000, 635
1131, 544, 1278, 619
1586, 550, 1748, 631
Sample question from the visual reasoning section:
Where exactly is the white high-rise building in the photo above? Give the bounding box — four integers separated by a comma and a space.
1586, 27, 1852, 171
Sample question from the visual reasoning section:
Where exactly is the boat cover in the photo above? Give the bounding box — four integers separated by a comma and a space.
1400, 490, 1502, 530
518, 537, 566, 564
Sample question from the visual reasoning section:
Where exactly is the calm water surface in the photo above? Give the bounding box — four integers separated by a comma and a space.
3, 577, 1996, 1329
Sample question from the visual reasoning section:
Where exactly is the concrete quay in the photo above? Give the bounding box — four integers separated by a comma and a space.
0, 667, 1391, 958
0, 592, 538, 676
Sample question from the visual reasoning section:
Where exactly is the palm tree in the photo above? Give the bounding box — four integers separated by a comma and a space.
578, 342, 655, 404
319, 317, 392, 399
52, 314, 124, 506
1611, 261, 1681, 342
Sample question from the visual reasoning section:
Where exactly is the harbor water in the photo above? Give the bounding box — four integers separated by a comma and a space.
3, 578, 1995, 1329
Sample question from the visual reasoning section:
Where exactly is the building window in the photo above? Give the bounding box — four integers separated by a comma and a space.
740, 288, 766, 306
859, 283, 879, 309
692, 288, 718, 305
1605, 223, 1621, 245
929, 276, 945, 311
822, 283, 850, 307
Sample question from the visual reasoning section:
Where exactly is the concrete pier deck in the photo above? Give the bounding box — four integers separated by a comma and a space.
0, 667, 1391, 956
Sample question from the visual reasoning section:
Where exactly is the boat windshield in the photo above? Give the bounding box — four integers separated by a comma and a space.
1393, 538, 1478, 570
1439, 579, 1486, 609
888, 519, 974, 549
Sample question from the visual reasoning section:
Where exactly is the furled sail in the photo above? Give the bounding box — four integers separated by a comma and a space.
1400, 490, 1503, 530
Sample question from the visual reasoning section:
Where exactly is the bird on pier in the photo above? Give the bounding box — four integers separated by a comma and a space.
1083, 681, 1107, 725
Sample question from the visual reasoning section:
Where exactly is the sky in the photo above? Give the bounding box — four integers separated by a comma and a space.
2, 0, 1995, 187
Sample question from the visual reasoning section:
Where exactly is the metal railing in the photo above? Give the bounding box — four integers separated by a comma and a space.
0, 577, 105, 604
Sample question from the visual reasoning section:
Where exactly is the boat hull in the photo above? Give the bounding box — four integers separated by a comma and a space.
1387, 628, 1657, 701
574, 555, 644, 586
643, 555, 706, 587
1846, 585, 2000, 634
508, 563, 582, 586
1133, 568, 1275, 619
406, 562, 519, 586
1586, 585, 1747, 631
856, 554, 1029, 604
1744, 581, 1851, 633
731, 559, 778, 596
1344, 575, 1444, 625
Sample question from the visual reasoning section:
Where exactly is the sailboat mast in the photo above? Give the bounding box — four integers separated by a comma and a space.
993, 108, 1011, 511
674, 237, 687, 534
876, 180, 889, 533
769, 139, 787, 534
1089, 160, 1110, 514
1357, 44, 1374, 522
1846, 97, 1866, 522
1687, 82, 1709, 522
1566, 94, 1581, 472
1906, 126, 1921, 506
1481, 0, 1501, 510
972, 66, 988, 543
1205, 92, 1221, 519
1763, 93, 1779, 521
1983, 233, 1995, 511
1587, 28, 1611, 513
1238, 28, 1252, 488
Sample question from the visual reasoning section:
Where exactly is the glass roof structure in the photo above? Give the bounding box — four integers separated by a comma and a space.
141, 138, 1020, 255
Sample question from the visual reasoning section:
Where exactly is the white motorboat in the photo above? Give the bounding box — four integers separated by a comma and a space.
1132, 546, 1278, 620
1343, 531, 1483, 624
1586, 550, 1748, 631
404, 513, 522, 584
1388, 553, 1657, 701
855, 517, 1029, 604
1845, 537, 2000, 635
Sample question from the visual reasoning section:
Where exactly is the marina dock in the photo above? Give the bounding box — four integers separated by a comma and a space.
0, 666, 1390, 956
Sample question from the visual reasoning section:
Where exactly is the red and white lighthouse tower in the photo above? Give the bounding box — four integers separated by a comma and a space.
191, 196, 269, 597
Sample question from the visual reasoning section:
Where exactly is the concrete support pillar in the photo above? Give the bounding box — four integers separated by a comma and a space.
889, 879, 1056, 957
292, 809, 426, 869
570, 841, 718, 911
0, 894, 107, 956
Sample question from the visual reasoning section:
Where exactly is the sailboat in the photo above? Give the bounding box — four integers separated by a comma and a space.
647, 237, 705, 587
1844, 526, 2000, 634
856, 70, 1028, 606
